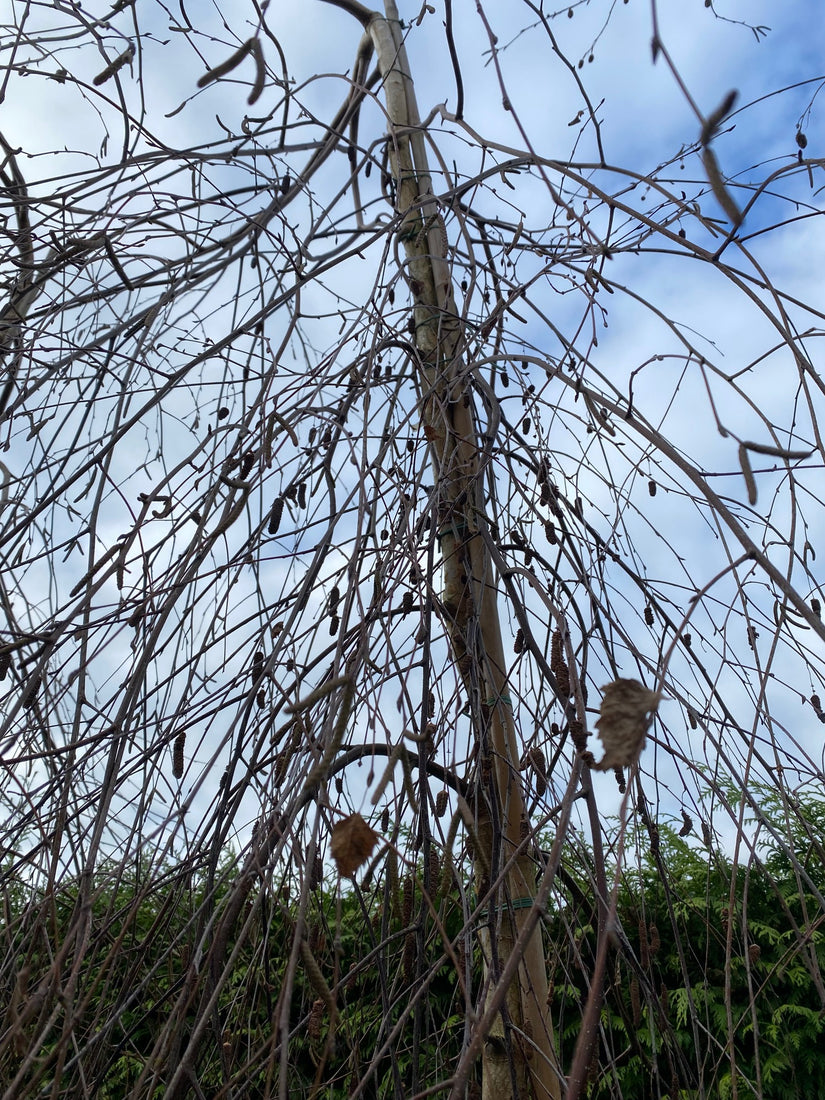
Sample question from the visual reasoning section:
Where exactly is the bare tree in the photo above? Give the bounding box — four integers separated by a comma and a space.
1, 1, 824, 1097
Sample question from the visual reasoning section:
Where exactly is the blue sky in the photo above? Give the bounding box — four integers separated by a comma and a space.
1, 0, 824, 869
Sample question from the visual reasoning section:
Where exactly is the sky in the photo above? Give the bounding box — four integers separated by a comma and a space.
1, 0, 825, 879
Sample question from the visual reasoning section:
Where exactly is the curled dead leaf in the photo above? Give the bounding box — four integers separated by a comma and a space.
593, 678, 660, 770
330, 812, 379, 877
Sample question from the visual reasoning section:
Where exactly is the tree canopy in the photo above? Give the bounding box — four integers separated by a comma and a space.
0, 1, 824, 1096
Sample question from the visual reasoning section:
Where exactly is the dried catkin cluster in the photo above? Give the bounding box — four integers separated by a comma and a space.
550, 629, 570, 699
173, 732, 186, 779
593, 678, 660, 770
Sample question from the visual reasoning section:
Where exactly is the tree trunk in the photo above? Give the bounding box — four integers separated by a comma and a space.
362, 5, 562, 1095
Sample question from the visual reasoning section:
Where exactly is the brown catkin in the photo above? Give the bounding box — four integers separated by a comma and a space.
0, 651, 10, 680
528, 747, 548, 795
435, 789, 449, 818
550, 630, 570, 698
93, 43, 135, 86
644, 605, 654, 626
529, 746, 547, 779
308, 998, 324, 1041
309, 854, 323, 891
274, 724, 299, 783
402, 931, 416, 985
514, 628, 524, 654
252, 650, 264, 682
309, 922, 325, 954
381, 807, 389, 832
402, 876, 414, 924
569, 718, 587, 753
701, 146, 742, 225
639, 919, 650, 969
196, 38, 252, 88
649, 923, 660, 956
328, 585, 340, 616
273, 751, 288, 785
21, 676, 40, 709
268, 496, 284, 534
701, 88, 738, 144
428, 849, 440, 892
173, 732, 186, 778
457, 937, 468, 979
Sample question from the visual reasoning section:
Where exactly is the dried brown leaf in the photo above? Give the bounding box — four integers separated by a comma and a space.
330, 812, 379, 877
593, 678, 660, 770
